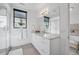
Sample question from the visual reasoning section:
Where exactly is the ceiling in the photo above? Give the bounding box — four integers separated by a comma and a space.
9, 3, 61, 16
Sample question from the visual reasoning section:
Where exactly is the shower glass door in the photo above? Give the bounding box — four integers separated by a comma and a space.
0, 7, 9, 55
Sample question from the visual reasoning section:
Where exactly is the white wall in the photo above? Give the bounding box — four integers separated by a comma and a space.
70, 4, 79, 24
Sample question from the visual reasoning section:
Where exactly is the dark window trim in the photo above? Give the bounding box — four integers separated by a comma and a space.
13, 8, 27, 29
44, 16, 50, 22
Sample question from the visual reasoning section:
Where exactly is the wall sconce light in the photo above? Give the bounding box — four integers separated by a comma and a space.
70, 7, 74, 11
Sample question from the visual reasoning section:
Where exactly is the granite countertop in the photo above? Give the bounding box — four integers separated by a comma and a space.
69, 33, 79, 36
32, 32, 60, 40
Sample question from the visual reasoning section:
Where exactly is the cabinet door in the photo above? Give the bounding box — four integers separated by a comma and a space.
31, 34, 43, 54
38, 38, 50, 55
31, 34, 39, 47
50, 38, 60, 55
32, 34, 50, 55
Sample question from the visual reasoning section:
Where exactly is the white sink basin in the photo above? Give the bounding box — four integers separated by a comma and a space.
43, 33, 60, 39
44, 33, 50, 37
34, 32, 60, 39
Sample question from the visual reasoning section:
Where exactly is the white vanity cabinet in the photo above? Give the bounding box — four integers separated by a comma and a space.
32, 33, 50, 55
32, 33, 60, 55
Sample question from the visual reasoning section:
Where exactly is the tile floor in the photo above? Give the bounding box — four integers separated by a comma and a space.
9, 44, 40, 55
1, 44, 79, 55
8, 48, 23, 55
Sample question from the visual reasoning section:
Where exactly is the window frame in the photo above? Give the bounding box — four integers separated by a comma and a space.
13, 8, 27, 28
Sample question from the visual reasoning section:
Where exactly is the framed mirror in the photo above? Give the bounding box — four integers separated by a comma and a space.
13, 9, 27, 28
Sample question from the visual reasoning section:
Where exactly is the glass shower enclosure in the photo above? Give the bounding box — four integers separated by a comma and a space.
0, 4, 10, 55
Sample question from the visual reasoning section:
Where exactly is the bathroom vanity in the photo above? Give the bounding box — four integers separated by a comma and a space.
32, 32, 60, 55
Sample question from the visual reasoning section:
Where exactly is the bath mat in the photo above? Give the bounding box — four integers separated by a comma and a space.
8, 48, 23, 55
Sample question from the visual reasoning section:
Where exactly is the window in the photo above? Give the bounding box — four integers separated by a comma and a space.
50, 16, 60, 34
13, 9, 27, 28
44, 16, 50, 29
0, 8, 7, 28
